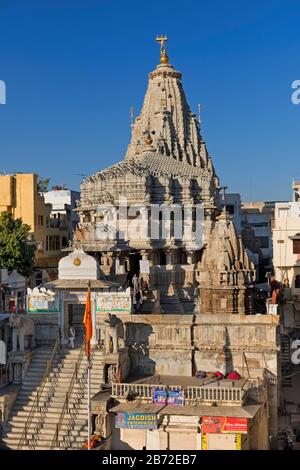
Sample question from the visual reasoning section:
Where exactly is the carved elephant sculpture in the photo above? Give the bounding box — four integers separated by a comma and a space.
9, 314, 35, 352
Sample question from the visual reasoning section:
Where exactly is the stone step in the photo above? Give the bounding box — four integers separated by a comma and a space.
8, 415, 64, 425
15, 387, 101, 404
14, 385, 102, 403
42, 420, 87, 431
10, 402, 93, 416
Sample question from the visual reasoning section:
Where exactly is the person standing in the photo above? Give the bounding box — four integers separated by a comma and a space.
132, 273, 142, 313
68, 325, 76, 348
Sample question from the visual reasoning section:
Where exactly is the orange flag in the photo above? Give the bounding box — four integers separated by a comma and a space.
83, 285, 92, 358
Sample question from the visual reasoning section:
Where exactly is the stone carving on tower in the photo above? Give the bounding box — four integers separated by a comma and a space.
196, 211, 256, 314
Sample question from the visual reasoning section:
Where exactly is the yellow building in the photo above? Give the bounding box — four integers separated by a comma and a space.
0, 173, 47, 268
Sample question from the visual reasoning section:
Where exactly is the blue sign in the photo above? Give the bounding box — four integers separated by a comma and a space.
153, 388, 167, 404
153, 388, 184, 406
167, 390, 184, 406
115, 412, 158, 429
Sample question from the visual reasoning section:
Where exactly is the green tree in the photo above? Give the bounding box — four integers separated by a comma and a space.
37, 177, 50, 192
0, 211, 36, 277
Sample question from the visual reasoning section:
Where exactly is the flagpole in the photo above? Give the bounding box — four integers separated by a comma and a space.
87, 357, 91, 450
84, 281, 92, 451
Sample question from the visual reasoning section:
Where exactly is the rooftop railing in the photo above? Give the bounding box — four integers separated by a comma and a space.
111, 379, 260, 405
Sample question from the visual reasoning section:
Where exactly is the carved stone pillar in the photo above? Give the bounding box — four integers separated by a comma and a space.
165, 249, 172, 266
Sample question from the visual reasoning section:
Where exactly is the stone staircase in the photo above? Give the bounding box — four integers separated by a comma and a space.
2, 346, 105, 450
141, 289, 187, 314
38, 347, 104, 450
2, 346, 60, 450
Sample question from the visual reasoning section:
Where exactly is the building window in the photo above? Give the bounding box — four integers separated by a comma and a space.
295, 275, 300, 289
293, 239, 300, 254
257, 236, 269, 249
46, 235, 60, 251
278, 208, 289, 218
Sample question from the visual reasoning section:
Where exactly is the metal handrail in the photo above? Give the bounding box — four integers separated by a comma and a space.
60, 350, 94, 449
50, 343, 85, 449
27, 356, 65, 449
17, 338, 62, 450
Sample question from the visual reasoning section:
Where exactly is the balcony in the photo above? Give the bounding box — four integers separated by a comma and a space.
111, 376, 260, 406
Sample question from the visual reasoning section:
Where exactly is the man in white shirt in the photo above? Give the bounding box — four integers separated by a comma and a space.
68, 325, 76, 348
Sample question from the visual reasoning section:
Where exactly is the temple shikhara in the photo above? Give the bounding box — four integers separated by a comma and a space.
75, 36, 255, 316
1, 38, 280, 451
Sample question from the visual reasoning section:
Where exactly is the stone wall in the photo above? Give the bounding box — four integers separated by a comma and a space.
125, 315, 193, 376
27, 313, 59, 345
194, 313, 279, 437
0, 386, 19, 428
194, 314, 279, 377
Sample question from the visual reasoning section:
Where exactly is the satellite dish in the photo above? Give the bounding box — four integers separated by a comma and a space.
32, 287, 40, 295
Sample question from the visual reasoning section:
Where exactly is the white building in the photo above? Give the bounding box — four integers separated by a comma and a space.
43, 189, 80, 241
220, 193, 242, 234
241, 201, 276, 273
273, 181, 300, 296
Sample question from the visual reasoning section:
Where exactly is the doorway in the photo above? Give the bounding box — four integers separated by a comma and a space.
129, 253, 142, 276
65, 304, 85, 343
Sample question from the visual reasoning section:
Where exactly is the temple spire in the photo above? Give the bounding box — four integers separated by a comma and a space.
125, 36, 218, 177
156, 35, 169, 64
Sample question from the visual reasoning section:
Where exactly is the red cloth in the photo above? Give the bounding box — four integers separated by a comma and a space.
215, 371, 223, 379
226, 371, 241, 380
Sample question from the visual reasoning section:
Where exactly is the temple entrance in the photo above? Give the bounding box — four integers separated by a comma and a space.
129, 253, 141, 277
64, 303, 85, 344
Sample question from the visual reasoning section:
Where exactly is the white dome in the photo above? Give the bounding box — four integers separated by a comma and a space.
58, 249, 100, 280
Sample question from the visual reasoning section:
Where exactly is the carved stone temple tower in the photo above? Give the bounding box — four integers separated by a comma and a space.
75, 37, 256, 318
75, 36, 222, 314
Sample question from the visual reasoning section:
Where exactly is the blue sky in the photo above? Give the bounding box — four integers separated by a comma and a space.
0, 0, 299, 201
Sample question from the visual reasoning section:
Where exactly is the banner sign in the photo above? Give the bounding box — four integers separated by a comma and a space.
153, 388, 184, 406
202, 416, 248, 434
27, 296, 59, 313
96, 293, 131, 313
115, 412, 158, 429
153, 388, 167, 404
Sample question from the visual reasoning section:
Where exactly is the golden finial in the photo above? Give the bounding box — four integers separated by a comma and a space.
156, 35, 169, 64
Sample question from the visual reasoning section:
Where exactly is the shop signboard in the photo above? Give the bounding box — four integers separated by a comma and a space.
115, 412, 158, 429
202, 416, 248, 434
